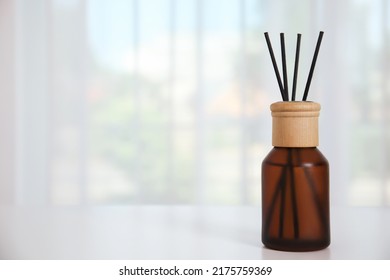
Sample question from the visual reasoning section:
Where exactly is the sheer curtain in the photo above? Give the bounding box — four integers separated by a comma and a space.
0, 0, 389, 206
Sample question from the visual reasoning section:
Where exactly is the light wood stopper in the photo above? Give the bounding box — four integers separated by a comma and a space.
271, 101, 321, 147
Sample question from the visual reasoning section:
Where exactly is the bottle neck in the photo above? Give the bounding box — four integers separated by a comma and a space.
271, 101, 320, 148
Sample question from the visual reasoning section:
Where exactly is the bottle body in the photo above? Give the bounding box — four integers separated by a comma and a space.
262, 147, 330, 251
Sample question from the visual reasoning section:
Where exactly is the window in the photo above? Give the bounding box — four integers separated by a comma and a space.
0, 0, 389, 206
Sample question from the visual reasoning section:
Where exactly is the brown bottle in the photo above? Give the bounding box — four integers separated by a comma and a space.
262, 101, 330, 251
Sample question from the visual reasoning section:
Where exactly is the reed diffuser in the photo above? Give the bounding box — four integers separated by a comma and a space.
262, 32, 330, 251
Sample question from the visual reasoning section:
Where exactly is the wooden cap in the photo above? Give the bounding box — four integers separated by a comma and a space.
271, 101, 321, 147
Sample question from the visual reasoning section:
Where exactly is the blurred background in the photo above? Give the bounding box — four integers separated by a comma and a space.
0, 0, 389, 207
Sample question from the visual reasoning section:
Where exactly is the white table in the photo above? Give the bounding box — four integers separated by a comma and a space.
0, 205, 389, 259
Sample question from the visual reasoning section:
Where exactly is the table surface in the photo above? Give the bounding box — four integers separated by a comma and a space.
0, 205, 389, 259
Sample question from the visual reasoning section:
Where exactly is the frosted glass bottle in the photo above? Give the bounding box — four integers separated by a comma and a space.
261, 102, 330, 251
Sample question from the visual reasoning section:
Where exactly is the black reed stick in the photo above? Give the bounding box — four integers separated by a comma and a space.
266, 149, 301, 240
280, 33, 289, 101
265, 164, 288, 233
296, 149, 328, 232
302, 31, 324, 101
288, 149, 299, 239
264, 32, 286, 101
292, 34, 301, 101
278, 171, 286, 238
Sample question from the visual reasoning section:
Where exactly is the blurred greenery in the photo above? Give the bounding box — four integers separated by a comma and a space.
89, 67, 199, 203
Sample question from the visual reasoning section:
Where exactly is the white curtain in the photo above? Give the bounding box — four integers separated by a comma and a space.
0, 0, 389, 206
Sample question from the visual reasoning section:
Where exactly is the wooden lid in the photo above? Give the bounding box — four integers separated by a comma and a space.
271, 101, 320, 147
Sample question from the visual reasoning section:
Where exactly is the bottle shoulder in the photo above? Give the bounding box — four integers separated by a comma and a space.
263, 147, 328, 167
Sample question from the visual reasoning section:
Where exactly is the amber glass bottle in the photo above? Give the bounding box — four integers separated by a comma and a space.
262, 101, 330, 251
